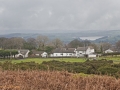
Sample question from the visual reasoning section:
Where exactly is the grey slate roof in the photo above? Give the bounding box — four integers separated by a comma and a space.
52, 48, 75, 53
76, 46, 94, 51
19, 49, 29, 55
65, 48, 76, 53
32, 50, 44, 54
76, 47, 87, 51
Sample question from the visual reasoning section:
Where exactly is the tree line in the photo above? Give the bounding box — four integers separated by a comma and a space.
0, 36, 63, 50
0, 35, 120, 54
0, 50, 18, 59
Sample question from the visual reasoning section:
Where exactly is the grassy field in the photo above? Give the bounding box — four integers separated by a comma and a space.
99, 56, 120, 63
0, 58, 86, 64
0, 56, 120, 64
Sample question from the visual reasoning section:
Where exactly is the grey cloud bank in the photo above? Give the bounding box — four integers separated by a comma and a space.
0, 0, 120, 34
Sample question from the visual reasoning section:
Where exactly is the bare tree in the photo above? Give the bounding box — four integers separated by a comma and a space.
101, 42, 112, 51
36, 35, 49, 50
52, 38, 63, 48
23, 38, 37, 50
4, 37, 25, 49
90, 43, 99, 52
116, 40, 120, 51
0, 37, 8, 49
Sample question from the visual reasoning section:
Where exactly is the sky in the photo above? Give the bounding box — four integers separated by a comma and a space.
0, 0, 120, 34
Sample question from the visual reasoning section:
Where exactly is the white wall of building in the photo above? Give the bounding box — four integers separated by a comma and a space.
41, 52, 48, 57
50, 53, 75, 57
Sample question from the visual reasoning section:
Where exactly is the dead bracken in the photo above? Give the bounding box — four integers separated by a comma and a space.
0, 70, 120, 90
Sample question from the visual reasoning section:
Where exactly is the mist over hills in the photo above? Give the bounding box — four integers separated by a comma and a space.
0, 30, 120, 44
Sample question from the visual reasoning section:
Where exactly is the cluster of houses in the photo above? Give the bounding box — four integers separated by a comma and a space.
15, 46, 99, 58
15, 46, 117, 59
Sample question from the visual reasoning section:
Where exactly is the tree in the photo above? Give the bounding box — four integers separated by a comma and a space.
0, 37, 8, 49
101, 42, 112, 53
23, 38, 37, 50
45, 46, 54, 55
11, 50, 18, 59
4, 37, 25, 49
83, 40, 91, 47
67, 39, 83, 48
52, 38, 63, 48
0, 50, 10, 59
90, 43, 98, 52
116, 40, 120, 51
36, 35, 49, 50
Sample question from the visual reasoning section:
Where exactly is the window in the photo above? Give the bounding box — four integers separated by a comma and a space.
61, 53, 63, 55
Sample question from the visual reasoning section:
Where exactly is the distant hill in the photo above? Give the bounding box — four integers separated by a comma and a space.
0, 30, 120, 44
0, 33, 40, 39
94, 35, 120, 44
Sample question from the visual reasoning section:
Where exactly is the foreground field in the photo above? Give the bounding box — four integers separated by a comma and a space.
0, 70, 120, 90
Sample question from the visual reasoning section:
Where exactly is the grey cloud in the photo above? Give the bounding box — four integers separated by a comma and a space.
0, 0, 120, 34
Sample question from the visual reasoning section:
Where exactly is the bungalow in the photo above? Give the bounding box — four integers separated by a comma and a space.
104, 49, 114, 53
15, 49, 30, 58
50, 48, 76, 57
50, 46, 96, 58
31, 50, 48, 58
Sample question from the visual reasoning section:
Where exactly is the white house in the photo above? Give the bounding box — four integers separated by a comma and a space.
50, 46, 96, 58
87, 54, 97, 58
104, 49, 114, 53
31, 50, 48, 58
76, 46, 95, 58
15, 49, 30, 58
50, 48, 76, 57
41, 52, 48, 58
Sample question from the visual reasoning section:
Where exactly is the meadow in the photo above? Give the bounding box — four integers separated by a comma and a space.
0, 57, 86, 64
99, 56, 120, 63
0, 56, 120, 64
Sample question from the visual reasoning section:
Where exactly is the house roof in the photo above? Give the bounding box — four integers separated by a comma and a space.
52, 48, 66, 53
76, 47, 87, 51
65, 48, 76, 53
105, 49, 113, 52
32, 50, 45, 54
52, 48, 75, 53
19, 49, 29, 55
76, 46, 94, 51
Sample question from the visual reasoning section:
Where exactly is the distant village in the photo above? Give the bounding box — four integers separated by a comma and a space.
15, 46, 96, 58
0, 35, 119, 59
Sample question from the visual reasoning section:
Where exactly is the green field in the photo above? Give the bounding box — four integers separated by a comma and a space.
99, 56, 120, 63
0, 58, 86, 64
0, 56, 120, 64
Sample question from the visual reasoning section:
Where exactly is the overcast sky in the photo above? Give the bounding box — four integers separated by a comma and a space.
0, 0, 120, 34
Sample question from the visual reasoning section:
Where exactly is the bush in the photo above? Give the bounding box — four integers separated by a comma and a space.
98, 66, 118, 75
0, 59, 120, 78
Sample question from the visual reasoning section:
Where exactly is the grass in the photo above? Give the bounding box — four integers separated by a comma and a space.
0, 57, 86, 64
0, 56, 120, 64
99, 56, 120, 63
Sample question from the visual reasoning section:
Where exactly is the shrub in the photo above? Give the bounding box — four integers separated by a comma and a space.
98, 66, 118, 75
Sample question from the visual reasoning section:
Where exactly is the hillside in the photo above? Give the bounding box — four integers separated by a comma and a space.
0, 30, 120, 43
95, 35, 120, 43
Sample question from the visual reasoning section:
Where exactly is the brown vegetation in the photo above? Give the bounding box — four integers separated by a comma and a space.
0, 70, 120, 90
